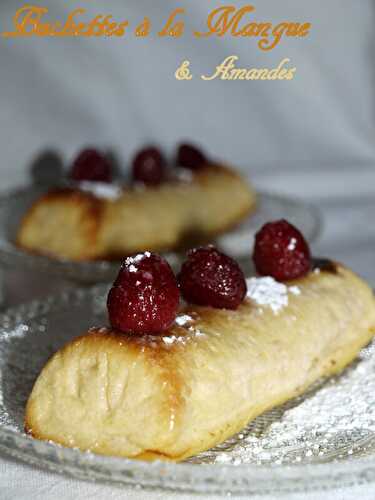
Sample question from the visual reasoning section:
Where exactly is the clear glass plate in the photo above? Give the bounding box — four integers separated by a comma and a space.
0, 186, 321, 284
1, 286, 375, 495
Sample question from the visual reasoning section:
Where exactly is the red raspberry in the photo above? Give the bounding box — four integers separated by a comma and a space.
70, 149, 112, 183
132, 147, 166, 186
107, 252, 180, 335
178, 246, 247, 310
253, 220, 311, 281
177, 143, 207, 170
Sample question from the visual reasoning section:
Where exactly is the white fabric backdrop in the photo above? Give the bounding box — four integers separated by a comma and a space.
1, 1, 375, 498
1, 0, 375, 186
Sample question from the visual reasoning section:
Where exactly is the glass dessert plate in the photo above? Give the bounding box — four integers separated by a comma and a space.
0, 185, 320, 283
1, 287, 375, 495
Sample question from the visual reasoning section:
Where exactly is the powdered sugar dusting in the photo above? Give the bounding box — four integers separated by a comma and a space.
161, 326, 206, 346
173, 167, 194, 183
246, 277, 301, 314
175, 314, 193, 327
160, 315, 206, 345
162, 335, 185, 345
125, 251, 152, 272
78, 181, 122, 200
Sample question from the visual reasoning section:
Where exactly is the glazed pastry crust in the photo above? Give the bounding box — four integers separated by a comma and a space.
25, 265, 375, 461
16, 165, 256, 261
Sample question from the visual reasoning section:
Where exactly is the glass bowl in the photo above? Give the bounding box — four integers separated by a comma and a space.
1, 286, 375, 495
0, 185, 321, 284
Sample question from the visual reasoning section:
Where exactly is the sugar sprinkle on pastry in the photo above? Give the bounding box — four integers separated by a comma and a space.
77, 181, 122, 200
246, 277, 300, 314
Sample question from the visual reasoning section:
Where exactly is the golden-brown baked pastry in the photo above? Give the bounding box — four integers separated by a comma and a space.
25, 263, 375, 461
17, 164, 255, 261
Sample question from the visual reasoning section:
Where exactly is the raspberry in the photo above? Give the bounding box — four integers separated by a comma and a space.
177, 143, 207, 170
253, 220, 311, 281
70, 149, 112, 183
107, 252, 180, 335
132, 147, 166, 186
178, 246, 247, 310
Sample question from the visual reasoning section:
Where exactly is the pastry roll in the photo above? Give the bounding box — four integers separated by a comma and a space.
25, 263, 375, 461
17, 164, 255, 261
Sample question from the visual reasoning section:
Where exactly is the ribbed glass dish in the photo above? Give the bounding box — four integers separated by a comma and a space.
1, 286, 375, 496
0, 185, 320, 283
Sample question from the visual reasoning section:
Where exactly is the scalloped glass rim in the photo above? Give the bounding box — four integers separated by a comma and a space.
0, 185, 321, 283
2, 427, 375, 495
1, 287, 375, 495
